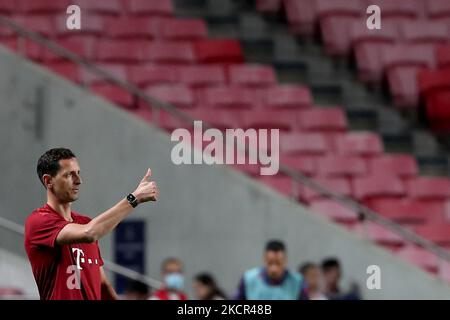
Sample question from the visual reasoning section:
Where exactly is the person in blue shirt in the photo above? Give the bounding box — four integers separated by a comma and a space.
233, 239, 307, 300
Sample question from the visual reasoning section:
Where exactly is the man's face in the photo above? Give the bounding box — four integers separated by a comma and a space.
45, 158, 82, 203
304, 266, 321, 290
323, 266, 341, 286
264, 250, 287, 281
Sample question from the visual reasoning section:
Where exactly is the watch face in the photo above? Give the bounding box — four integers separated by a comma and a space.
127, 194, 135, 202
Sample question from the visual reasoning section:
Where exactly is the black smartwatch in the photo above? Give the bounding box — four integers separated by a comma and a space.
126, 193, 139, 208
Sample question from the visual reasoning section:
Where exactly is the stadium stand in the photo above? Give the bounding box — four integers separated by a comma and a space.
1, 0, 450, 291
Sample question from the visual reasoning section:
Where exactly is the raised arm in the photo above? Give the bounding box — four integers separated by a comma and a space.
56, 168, 158, 245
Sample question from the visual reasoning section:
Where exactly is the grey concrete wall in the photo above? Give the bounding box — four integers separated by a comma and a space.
1, 46, 450, 299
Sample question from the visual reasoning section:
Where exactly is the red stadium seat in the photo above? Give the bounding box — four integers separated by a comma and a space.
316, 155, 368, 177
196, 87, 259, 110
352, 221, 405, 249
43, 36, 95, 62
0, 287, 24, 298
145, 41, 196, 64
352, 175, 405, 200
354, 42, 392, 83
228, 64, 277, 87
21, 39, 44, 61
256, 0, 282, 13
298, 108, 347, 132
283, 0, 316, 36
426, 0, 450, 19
178, 65, 226, 88
241, 110, 298, 132
82, 63, 128, 85
263, 85, 312, 109
0, 38, 17, 51
72, 0, 122, 15
258, 175, 295, 197
316, 0, 364, 18
44, 61, 82, 83
280, 132, 329, 155
424, 90, 450, 132
387, 65, 424, 108
381, 44, 436, 71
309, 199, 359, 224
405, 177, 450, 200
301, 177, 352, 202
185, 109, 240, 130
145, 85, 195, 109
364, 0, 421, 19
0, 24, 14, 38
350, 19, 399, 46
399, 20, 448, 44
335, 132, 384, 156
436, 44, 450, 69
418, 68, 450, 95
91, 84, 135, 108
95, 39, 144, 63
320, 16, 361, 56
194, 39, 244, 64
397, 245, 438, 273
414, 224, 450, 246
0, 0, 14, 13
18, 0, 68, 13
128, 64, 179, 87
55, 14, 104, 36
279, 154, 317, 176
12, 15, 54, 36
369, 154, 418, 177
125, 0, 174, 16
368, 198, 442, 224
161, 19, 208, 40
104, 17, 164, 39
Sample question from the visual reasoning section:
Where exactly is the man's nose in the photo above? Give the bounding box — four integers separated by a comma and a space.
74, 174, 82, 185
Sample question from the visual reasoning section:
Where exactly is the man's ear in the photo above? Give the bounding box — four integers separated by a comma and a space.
42, 174, 52, 189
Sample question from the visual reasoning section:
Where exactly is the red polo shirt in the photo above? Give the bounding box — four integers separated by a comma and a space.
24, 204, 104, 300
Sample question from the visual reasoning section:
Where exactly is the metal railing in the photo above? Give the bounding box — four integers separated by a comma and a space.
1, 14, 449, 279
0, 216, 163, 291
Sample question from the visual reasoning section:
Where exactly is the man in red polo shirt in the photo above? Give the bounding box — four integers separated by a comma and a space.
24, 148, 159, 300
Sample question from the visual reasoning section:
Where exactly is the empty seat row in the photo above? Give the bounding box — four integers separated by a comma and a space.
3, 0, 173, 16
276, 0, 450, 38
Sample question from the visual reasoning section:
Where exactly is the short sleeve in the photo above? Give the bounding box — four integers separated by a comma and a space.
26, 213, 71, 248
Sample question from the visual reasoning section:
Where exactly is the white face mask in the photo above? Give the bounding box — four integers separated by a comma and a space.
164, 273, 184, 291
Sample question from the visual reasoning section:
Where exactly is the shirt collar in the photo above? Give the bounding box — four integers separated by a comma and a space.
260, 267, 288, 285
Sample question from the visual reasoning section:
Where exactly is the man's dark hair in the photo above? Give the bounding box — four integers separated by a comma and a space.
37, 148, 76, 187
194, 272, 227, 300
265, 239, 286, 253
299, 262, 317, 275
321, 258, 340, 272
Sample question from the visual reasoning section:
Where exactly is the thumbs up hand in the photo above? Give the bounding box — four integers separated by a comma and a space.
133, 168, 159, 203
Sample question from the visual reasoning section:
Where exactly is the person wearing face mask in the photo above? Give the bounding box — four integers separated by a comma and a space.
150, 257, 188, 300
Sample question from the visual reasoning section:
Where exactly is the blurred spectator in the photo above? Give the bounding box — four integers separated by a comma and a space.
123, 280, 150, 300
150, 257, 188, 300
233, 239, 305, 300
193, 273, 227, 300
299, 262, 327, 300
321, 257, 361, 300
